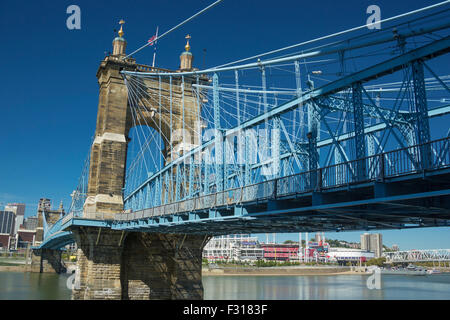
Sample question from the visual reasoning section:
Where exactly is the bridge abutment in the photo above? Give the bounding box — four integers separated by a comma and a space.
72, 227, 124, 300
72, 227, 208, 300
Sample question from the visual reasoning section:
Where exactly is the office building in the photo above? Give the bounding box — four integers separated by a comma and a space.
0, 210, 16, 249
5, 203, 25, 234
360, 233, 383, 258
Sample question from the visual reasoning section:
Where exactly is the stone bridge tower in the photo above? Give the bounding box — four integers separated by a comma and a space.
71, 21, 209, 300
84, 23, 200, 217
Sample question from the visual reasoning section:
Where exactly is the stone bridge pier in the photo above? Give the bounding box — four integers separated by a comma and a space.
70, 25, 209, 300
29, 249, 66, 274
72, 227, 209, 300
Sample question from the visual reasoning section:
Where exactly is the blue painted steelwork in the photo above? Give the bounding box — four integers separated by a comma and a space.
411, 60, 432, 169
352, 81, 366, 181
213, 73, 224, 193
121, 37, 449, 211
38, 137, 450, 248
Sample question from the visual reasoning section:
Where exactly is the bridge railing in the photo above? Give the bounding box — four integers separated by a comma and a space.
319, 136, 450, 189
116, 137, 449, 221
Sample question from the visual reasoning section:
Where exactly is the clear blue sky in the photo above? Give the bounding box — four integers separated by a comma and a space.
0, 0, 449, 250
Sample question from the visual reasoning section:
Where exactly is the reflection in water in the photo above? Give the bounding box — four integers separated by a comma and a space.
1, 272, 450, 300
203, 274, 450, 300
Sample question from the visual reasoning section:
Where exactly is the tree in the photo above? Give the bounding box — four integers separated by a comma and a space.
365, 257, 386, 267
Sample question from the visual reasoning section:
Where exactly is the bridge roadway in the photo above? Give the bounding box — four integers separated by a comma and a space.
38, 137, 450, 250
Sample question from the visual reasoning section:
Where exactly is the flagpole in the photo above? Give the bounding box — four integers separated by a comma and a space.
152, 26, 159, 68
124, 0, 224, 59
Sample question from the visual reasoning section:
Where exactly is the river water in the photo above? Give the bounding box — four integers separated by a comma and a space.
1, 272, 450, 300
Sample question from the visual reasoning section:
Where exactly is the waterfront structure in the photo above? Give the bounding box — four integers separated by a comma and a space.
203, 235, 263, 262
361, 233, 383, 258
262, 243, 301, 262
327, 248, 375, 265
203, 235, 333, 263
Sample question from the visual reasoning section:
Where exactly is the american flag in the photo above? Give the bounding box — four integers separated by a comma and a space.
148, 35, 157, 46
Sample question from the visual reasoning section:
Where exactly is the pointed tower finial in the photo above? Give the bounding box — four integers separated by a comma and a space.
118, 19, 125, 38
185, 34, 191, 52
180, 34, 193, 71
112, 19, 127, 56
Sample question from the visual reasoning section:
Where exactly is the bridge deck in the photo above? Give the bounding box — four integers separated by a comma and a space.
35, 137, 450, 250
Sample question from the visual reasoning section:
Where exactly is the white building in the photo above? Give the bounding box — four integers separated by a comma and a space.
203, 235, 264, 262
327, 247, 375, 264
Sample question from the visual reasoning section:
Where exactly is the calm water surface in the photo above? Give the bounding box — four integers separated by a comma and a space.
1, 272, 450, 300
203, 274, 450, 299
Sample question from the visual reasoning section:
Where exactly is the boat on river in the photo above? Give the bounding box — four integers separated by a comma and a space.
426, 268, 442, 275
380, 264, 427, 276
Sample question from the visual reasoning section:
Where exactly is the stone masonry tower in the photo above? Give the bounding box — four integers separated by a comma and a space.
83, 19, 136, 218
71, 22, 209, 300
84, 23, 201, 217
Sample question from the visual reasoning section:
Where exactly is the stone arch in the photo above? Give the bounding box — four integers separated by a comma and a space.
120, 232, 208, 300
85, 56, 203, 217
124, 75, 201, 164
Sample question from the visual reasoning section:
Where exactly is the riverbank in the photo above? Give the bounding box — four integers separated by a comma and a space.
1, 264, 354, 276
2, 263, 448, 276
202, 266, 355, 276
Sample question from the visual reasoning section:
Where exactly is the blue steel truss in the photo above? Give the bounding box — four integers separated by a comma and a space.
122, 36, 450, 211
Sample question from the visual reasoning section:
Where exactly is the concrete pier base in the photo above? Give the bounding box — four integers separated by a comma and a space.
71, 226, 208, 300
72, 227, 123, 300
121, 233, 206, 300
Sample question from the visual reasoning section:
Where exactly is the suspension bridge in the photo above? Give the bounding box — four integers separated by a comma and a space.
31, 2, 450, 299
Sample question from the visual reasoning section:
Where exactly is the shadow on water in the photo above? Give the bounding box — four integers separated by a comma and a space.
0, 272, 72, 300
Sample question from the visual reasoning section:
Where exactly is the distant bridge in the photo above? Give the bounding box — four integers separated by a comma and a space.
384, 249, 450, 263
